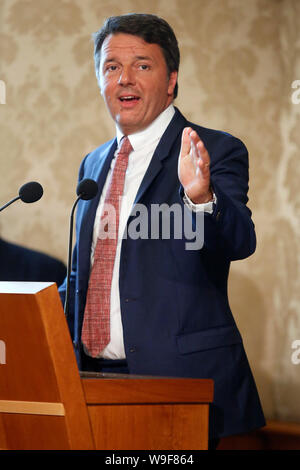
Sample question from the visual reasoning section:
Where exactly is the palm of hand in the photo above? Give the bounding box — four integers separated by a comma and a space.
178, 127, 212, 204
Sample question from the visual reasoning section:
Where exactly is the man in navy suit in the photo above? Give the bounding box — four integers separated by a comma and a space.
59, 14, 265, 441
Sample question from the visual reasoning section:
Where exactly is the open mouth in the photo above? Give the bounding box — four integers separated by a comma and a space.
119, 95, 140, 103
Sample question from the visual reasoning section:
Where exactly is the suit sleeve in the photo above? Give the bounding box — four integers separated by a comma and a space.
184, 133, 256, 261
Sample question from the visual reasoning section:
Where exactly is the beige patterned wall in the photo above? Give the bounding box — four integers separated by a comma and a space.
0, 0, 299, 424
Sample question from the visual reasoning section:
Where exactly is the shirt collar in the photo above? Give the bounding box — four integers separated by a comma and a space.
116, 104, 175, 151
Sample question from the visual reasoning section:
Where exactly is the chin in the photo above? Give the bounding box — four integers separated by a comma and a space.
117, 120, 140, 135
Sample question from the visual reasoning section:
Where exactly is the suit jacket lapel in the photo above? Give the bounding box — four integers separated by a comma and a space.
134, 108, 187, 205
77, 138, 117, 285
89, 138, 118, 195
80, 138, 117, 227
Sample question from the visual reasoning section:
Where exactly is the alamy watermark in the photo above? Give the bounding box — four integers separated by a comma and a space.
0, 80, 6, 104
98, 199, 205, 250
0, 340, 6, 364
291, 80, 300, 104
291, 339, 300, 365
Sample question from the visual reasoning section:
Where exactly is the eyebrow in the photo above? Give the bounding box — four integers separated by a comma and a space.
103, 55, 154, 64
135, 56, 154, 61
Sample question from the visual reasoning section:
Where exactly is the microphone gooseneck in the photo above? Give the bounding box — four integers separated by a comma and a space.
64, 178, 99, 318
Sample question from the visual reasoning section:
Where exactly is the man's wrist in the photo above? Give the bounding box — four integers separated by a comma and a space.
183, 190, 217, 214
185, 188, 214, 205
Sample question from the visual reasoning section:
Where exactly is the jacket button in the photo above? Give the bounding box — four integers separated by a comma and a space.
216, 211, 221, 221
129, 347, 136, 353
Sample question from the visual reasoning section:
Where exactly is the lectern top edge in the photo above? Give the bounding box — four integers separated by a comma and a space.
0, 281, 55, 294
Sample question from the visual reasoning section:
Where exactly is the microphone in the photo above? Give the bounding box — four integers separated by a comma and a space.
64, 178, 99, 318
19, 181, 43, 203
0, 181, 43, 212
76, 178, 98, 200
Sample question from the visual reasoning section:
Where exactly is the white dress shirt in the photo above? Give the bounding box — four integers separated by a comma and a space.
89, 105, 216, 359
90, 105, 175, 358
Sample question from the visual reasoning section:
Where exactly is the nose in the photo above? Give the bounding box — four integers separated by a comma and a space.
118, 66, 135, 86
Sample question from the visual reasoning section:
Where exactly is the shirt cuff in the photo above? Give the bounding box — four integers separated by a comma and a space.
183, 191, 217, 214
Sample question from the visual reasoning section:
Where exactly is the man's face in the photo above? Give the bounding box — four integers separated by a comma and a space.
99, 33, 177, 135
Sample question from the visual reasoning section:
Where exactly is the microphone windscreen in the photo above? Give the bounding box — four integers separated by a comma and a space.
19, 181, 43, 203
76, 178, 98, 200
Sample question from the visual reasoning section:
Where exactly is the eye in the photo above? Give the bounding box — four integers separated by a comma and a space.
138, 64, 150, 70
105, 64, 118, 73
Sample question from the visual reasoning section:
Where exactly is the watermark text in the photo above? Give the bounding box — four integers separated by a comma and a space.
291, 80, 300, 104
291, 339, 300, 365
0, 340, 6, 364
0, 80, 6, 104
98, 200, 204, 251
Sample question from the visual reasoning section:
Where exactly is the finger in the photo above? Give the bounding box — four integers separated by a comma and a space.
198, 157, 210, 176
189, 131, 209, 164
196, 140, 210, 166
179, 127, 192, 159
185, 131, 201, 174
186, 129, 200, 162
189, 130, 201, 149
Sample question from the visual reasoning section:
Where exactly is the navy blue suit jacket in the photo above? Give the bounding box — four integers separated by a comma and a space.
0, 238, 66, 286
59, 108, 265, 438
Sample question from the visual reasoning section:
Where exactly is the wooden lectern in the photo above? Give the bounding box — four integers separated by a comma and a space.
0, 282, 213, 450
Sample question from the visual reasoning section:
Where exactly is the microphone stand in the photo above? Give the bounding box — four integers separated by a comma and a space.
64, 195, 81, 318
64, 178, 98, 318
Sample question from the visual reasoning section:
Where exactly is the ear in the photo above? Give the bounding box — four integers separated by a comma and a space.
167, 71, 178, 96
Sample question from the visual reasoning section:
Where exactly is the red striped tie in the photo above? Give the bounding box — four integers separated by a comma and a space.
81, 136, 133, 357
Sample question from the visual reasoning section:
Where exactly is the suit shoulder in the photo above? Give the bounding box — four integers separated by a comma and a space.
84, 138, 116, 164
78, 138, 116, 178
189, 121, 246, 150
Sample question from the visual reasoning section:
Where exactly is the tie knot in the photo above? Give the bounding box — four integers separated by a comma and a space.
118, 136, 133, 156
